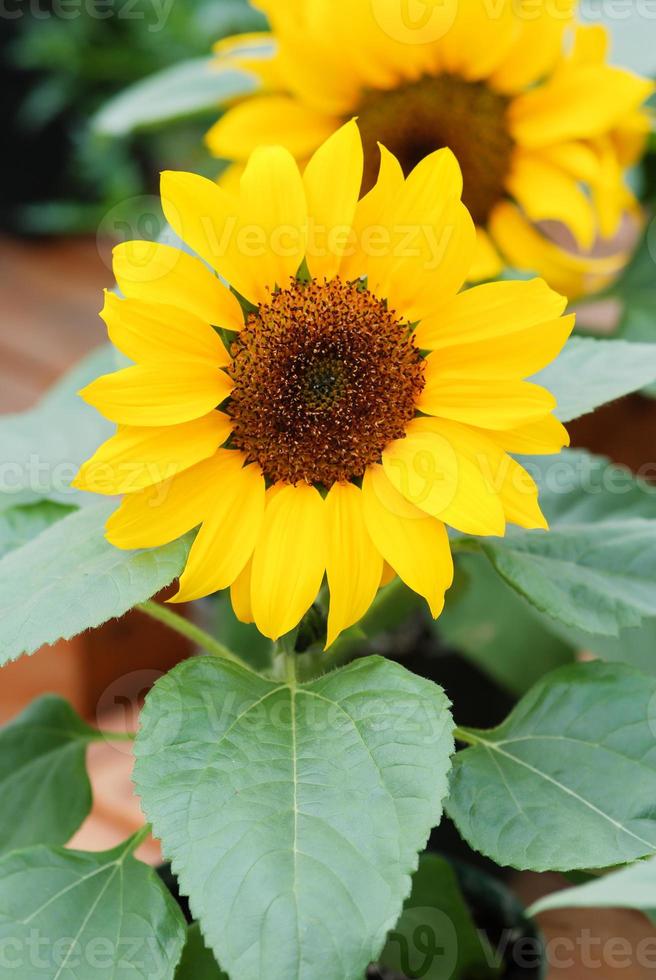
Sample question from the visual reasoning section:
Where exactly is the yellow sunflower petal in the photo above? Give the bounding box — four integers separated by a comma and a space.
160, 171, 260, 303
415, 277, 567, 350
304, 119, 363, 282
100, 292, 231, 366
273, 18, 361, 114
379, 562, 396, 589
79, 363, 232, 426
369, 151, 476, 321
382, 417, 506, 536
498, 456, 548, 531
105, 450, 240, 549
308, 0, 453, 89
436, 0, 517, 81
113, 241, 243, 329
325, 481, 383, 647
432, 314, 575, 380
251, 483, 326, 641
589, 135, 627, 240
568, 24, 609, 66
417, 375, 556, 429
231, 558, 254, 624
489, 202, 627, 299
212, 32, 281, 89
509, 65, 653, 149
73, 412, 231, 495
540, 142, 602, 184
485, 415, 570, 456
339, 143, 404, 282
206, 95, 337, 161
490, 0, 575, 93
362, 465, 453, 618
239, 145, 308, 301
468, 226, 504, 283
506, 151, 597, 250
171, 461, 265, 603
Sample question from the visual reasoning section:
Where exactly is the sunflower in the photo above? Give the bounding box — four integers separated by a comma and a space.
206, 0, 653, 299
75, 122, 573, 645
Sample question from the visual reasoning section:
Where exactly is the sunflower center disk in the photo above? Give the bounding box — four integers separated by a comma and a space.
227, 278, 425, 487
356, 74, 513, 225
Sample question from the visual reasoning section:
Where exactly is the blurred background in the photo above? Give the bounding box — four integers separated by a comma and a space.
0, 1, 655, 972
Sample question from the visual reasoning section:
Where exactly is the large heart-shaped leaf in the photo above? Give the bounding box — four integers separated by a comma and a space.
0, 696, 97, 853
0, 500, 190, 666
447, 662, 656, 871
134, 655, 454, 980
0, 836, 186, 979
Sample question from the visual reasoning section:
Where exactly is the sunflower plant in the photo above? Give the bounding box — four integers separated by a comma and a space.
1, 114, 656, 979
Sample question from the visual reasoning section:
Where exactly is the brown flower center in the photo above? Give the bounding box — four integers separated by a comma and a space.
227, 278, 425, 486
356, 74, 514, 225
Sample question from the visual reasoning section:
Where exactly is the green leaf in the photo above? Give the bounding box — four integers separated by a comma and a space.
528, 449, 656, 525
0, 345, 115, 511
439, 554, 573, 696
0, 836, 187, 979
533, 337, 656, 421
555, 618, 656, 678
529, 857, 656, 919
482, 520, 656, 635
609, 217, 656, 345
0, 696, 97, 854
479, 449, 656, 636
0, 501, 74, 560
176, 925, 228, 980
378, 854, 501, 979
134, 655, 454, 980
0, 500, 190, 666
93, 58, 259, 136
446, 662, 656, 872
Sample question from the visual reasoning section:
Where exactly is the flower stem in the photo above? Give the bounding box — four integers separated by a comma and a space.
453, 726, 479, 746
137, 600, 252, 671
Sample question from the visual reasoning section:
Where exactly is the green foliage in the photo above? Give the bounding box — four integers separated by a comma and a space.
134, 655, 454, 980
0, 835, 187, 979
6, 0, 266, 234
529, 856, 656, 919
607, 215, 656, 345
447, 662, 656, 871
0, 696, 97, 854
176, 925, 228, 980
0, 501, 75, 559
0, 345, 115, 510
378, 854, 501, 979
477, 449, 656, 636
94, 59, 258, 136
0, 501, 190, 666
439, 554, 574, 695
533, 337, 656, 421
